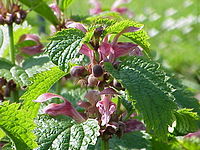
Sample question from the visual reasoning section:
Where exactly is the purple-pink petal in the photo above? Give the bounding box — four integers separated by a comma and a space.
89, 0, 102, 15
18, 34, 43, 56
99, 87, 119, 95
65, 21, 87, 33
79, 44, 93, 58
184, 130, 200, 138
124, 119, 146, 133
34, 93, 85, 123
33, 93, 65, 103
96, 95, 116, 126
49, 3, 62, 19
129, 46, 143, 56
112, 42, 138, 58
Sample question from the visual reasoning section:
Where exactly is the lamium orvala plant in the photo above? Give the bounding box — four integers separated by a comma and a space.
0, 0, 200, 150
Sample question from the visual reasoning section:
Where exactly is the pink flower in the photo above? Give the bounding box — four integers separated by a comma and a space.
89, 0, 134, 18
96, 88, 118, 126
49, 3, 62, 19
65, 21, 87, 33
80, 26, 142, 63
89, 0, 102, 15
111, 0, 134, 18
34, 93, 85, 123
18, 34, 43, 56
184, 130, 200, 138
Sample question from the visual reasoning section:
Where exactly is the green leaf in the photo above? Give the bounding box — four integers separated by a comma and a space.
0, 129, 6, 140
46, 28, 85, 72
34, 115, 73, 150
104, 56, 177, 140
169, 78, 200, 115
0, 28, 3, 49
22, 55, 55, 77
21, 67, 66, 117
119, 95, 134, 115
35, 116, 100, 150
19, 0, 59, 25
0, 58, 13, 70
0, 66, 30, 87
104, 20, 150, 52
57, 0, 73, 11
174, 109, 199, 135
0, 102, 38, 150
109, 131, 151, 150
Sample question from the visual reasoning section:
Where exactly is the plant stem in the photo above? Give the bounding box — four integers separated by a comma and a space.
8, 24, 15, 64
56, 79, 61, 95
8, 24, 19, 102
101, 138, 109, 150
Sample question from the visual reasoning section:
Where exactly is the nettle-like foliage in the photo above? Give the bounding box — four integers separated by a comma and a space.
0, 1, 200, 150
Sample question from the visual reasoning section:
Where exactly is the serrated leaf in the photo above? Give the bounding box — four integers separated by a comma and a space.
104, 20, 150, 51
0, 102, 37, 150
169, 78, 200, 115
34, 115, 73, 150
35, 115, 100, 150
104, 56, 177, 140
0, 66, 30, 87
46, 29, 85, 72
21, 67, 66, 118
174, 109, 199, 135
109, 131, 151, 150
69, 119, 100, 150
22, 55, 55, 77
19, 0, 59, 25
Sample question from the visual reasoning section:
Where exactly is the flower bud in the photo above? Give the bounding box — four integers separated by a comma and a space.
13, 12, 22, 24
70, 66, 86, 77
94, 27, 104, 38
88, 74, 98, 87
92, 64, 104, 77
77, 79, 87, 87
4, 13, 13, 25
0, 78, 7, 87
4, 80, 16, 97
7, 80, 16, 91
19, 10, 27, 20
18, 34, 43, 55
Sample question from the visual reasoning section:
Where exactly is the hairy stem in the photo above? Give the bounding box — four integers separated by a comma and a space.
8, 24, 15, 64
101, 138, 109, 150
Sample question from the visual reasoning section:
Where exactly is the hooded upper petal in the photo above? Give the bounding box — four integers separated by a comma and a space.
65, 21, 87, 33
34, 93, 85, 122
